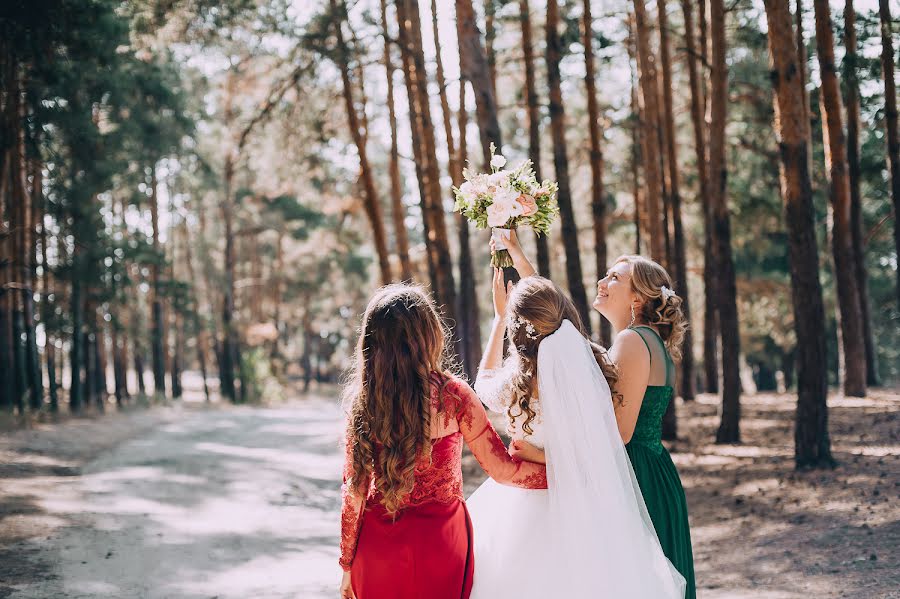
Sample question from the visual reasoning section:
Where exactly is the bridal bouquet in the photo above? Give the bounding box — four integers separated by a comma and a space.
453, 143, 559, 268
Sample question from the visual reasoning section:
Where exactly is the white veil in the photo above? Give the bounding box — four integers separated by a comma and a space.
538, 320, 685, 598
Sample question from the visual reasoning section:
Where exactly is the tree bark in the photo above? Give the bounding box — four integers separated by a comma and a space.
10, 66, 41, 411
519, 0, 551, 277
457, 78, 482, 379
149, 167, 166, 398
381, 0, 413, 281
397, 3, 438, 290
632, 0, 666, 263
842, 0, 878, 387
812, 0, 866, 397
583, 0, 610, 347
397, 0, 458, 323
878, 0, 900, 309
762, 0, 833, 468
700, 0, 719, 393
431, 0, 477, 377
795, 0, 814, 179
484, 0, 499, 101
456, 0, 503, 160
682, 0, 710, 399
657, 0, 693, 405
709, 0, 741, 443
546, 0, 591, 333
332, 0, 392, 285
627, 22, 644, 255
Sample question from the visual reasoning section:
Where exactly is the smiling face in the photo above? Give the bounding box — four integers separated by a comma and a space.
593, 261, 638, 323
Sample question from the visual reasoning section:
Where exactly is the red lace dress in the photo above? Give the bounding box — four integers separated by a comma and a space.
339, 374, 547, 599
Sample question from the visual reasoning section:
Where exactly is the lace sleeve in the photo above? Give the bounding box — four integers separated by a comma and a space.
338, 430, 369, 571
450, 378, 547, 489
473, 354, 519, 413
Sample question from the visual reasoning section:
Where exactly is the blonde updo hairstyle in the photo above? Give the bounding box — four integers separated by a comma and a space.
614, 255, 688, 361
505, 277, 621, 436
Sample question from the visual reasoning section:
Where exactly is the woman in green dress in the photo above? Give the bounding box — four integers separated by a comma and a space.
497, 232, 696, 599
591, 254, 696, 599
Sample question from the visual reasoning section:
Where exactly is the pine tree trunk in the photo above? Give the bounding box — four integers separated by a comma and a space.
332, 0, 392, 285
38, 179, 58, 411
657, 0, 693, 407
700, 0, 719, 394
519, 0, 551, 277
627, 24, 644, 255
183, 219, 211, 402
149, 167, 166, 398
877, 0, 900, 309
812, 0, 867, 397
842, 0, 878, 387
484, 0, 499, 101
431, 0, 481, 380
457, 78, 482, 379
381, 0, 413, 281
632, 0, 666, 263
95, 317, 110, 405
397, 7, 438, 289
796, 0, 815, 181
583, 0, 610, 347
682, 0, 710, 399
397, 0, 458, 325
546, 0, 591, 334
220, 152, 239, 402
456, 0, 503, 158
10, 66, 41, 411
762, 0, 833, 469
709, 0, 742, 443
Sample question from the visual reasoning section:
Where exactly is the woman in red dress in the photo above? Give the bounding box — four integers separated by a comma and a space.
339, 284, 547, 599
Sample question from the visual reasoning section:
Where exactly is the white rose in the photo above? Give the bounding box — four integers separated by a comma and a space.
490, 154, 507, 169
487, 201, 513, 227
487, 188, 524, 226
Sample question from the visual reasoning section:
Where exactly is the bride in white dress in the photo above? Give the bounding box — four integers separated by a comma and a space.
466, 270, 685, 598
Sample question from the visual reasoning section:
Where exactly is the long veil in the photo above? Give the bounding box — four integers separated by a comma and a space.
538, 320, 686, 598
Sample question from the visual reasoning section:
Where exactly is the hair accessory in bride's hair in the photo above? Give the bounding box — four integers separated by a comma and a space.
660, 285, 676, 301
509, 314, 540, 340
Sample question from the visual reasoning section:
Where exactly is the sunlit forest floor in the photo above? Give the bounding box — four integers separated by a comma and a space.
1, 380, 897, 598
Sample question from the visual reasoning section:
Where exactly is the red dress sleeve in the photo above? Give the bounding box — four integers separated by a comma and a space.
338, 431, 369, 571
449, 378, 547, 489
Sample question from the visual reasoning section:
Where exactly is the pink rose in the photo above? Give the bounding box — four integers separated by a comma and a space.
517, 194, 538, 216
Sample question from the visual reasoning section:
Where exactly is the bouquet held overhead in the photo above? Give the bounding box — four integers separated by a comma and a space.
453, 143, 559, 268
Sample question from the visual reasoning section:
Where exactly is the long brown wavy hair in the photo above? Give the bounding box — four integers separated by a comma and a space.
505, 277, 622, 436
342, 284, 452, 515
614, 255, 689, 361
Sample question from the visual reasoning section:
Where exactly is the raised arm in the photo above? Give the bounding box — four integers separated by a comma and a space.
496, 228, 537, 278
608, 329, 651, 443
450, 379, 547, 489
338, 429, 370, 572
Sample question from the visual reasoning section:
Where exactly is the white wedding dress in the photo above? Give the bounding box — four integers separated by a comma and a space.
467, 320, 685, 598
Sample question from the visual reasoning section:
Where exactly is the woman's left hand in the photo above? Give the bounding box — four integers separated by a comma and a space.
340, 571, 355, 599
509, 439, 546, 464
492, 268, 514, 318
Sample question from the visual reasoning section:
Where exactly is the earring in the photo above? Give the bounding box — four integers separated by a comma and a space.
629, 303, 637, 327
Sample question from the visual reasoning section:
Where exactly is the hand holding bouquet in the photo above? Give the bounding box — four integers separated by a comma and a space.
452, 143, 559, 268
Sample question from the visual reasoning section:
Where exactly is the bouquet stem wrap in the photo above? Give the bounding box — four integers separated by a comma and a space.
490, 227, 515, 268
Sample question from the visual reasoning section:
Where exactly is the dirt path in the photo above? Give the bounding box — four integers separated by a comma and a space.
1, 396, 345, 599
1, 388, 898, 598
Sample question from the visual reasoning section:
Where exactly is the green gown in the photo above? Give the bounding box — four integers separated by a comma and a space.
625, 325, 697, 599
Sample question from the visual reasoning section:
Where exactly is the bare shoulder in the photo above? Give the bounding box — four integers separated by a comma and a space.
611, 329, 651, 368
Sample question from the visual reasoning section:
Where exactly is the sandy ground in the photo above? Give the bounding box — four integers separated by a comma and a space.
0, 384, 897, 598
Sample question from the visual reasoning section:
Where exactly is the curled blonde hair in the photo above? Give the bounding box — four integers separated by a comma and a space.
505, 277, 622, 436
614, 255, 688, 361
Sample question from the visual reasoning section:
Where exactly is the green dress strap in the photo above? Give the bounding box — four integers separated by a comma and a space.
628, 325, 675, 387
